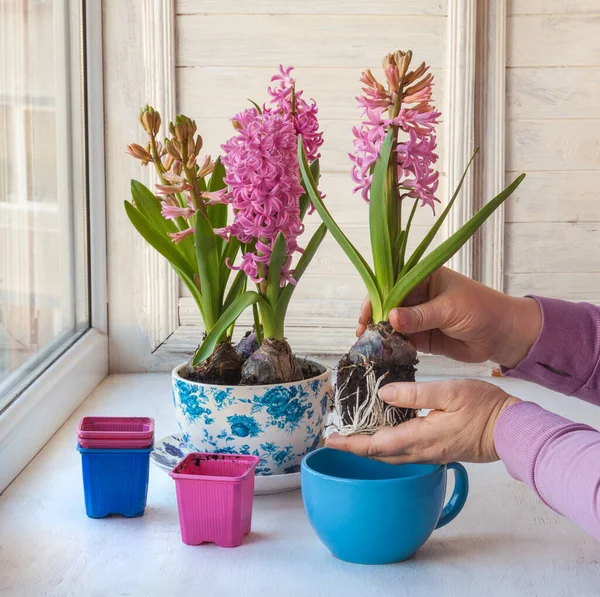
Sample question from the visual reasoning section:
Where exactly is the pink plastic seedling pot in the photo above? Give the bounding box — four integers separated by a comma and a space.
77, 417, 154, 441
77, 438, 154, 449
169, 453, 260, 547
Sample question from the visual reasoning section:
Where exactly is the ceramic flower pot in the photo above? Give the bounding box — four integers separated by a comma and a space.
172, 360, 332, 476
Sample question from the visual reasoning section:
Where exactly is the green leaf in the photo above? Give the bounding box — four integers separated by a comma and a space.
219, 236, 241, 295
383, 173, 526, 316
400, 148, 479, 277
274, 223, 327, 326
247, 99, 262, 114
297, 136, 384, 320
173, 265, 205, 320
299, 159, 320, 220
130, 180, 196, 269
369, 130, 395, 296
124, 201, 194, 279
266, 232, 287, 307
396, 198, 418, 277
252, 303, 263, 345
207, 157, 228, 256
194, 211, 221, 330
223, 269, 247, 311
192, 291, 267, 366
393, 230, 407, 272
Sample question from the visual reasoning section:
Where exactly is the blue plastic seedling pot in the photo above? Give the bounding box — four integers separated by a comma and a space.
77, 444, 152, 518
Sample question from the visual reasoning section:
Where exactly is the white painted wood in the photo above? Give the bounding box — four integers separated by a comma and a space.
505, 171, 600, 223
507, 67, 600, 120
141, 0, 179, 351
509, 0, 600, 15
507, 120, 600, 171
178, 66, 446, 123
104, 0, 181, 372
2, 373, 600, 597
508, 14, 600, 67
506, 222, 600, 273
177, 0, 448, 15
506, 273, 600, 304
0, 329, 107, 493
177, 14, 447, 68
444, 0, 477, 277
86, 0, 108, 334
504, 4, 600, 307
476, 0, 507, 292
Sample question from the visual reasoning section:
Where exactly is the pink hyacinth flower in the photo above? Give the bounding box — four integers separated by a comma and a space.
221, 109, 305, 285
169, 228, 195, 243
349, 59, 440, 211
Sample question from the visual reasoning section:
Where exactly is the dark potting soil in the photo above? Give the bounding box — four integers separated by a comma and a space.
336, 354, 418, 428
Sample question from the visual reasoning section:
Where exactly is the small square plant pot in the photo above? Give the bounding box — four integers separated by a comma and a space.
78, 417, 154, 442
77, 444, 152, 518
170, 453, 260, 547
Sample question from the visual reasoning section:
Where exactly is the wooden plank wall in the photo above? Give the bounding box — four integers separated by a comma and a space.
175, 0, 449, 350
505, 1, 600, 304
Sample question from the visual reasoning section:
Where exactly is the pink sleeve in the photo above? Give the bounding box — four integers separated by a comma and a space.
495, 401, 600, 540
501, 297, 600, 404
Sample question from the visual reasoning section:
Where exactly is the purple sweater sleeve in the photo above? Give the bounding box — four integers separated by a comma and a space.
495, 297, 600, 539
501, 296, 600, 403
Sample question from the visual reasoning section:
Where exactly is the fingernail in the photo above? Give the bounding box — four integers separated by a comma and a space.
391, 308, 408, 328
325, 433, 340, 446
378, 386, 395, 402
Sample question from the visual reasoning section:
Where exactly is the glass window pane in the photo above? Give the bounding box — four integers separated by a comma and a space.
0, 0, 89, 411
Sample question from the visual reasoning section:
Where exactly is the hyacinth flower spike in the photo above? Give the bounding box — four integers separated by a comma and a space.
191, 66, 328, 385
125, 108, 248, 384
299, 50, 526, 434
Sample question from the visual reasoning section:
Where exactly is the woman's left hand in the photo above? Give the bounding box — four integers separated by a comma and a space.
326, 379, 520, 464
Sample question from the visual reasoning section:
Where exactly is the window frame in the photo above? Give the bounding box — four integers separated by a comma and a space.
0, 0, 108, 493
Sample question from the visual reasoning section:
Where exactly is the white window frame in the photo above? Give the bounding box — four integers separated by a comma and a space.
0, 0, 108, 493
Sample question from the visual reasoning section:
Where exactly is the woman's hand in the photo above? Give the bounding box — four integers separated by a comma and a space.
357, 267, 542, 369
326, 379, 520, 464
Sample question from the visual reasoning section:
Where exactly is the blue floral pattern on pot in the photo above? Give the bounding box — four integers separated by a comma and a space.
172, 361, 332, 476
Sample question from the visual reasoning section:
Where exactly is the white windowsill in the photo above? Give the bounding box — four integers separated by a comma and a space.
1, 373, 599, 596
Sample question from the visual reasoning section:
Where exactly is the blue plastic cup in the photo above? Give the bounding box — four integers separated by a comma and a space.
77, 444, 152, 518
301, 447, 469, 564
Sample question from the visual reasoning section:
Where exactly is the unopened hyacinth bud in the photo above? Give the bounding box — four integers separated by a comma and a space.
187, 137, 196, 160
197, 156, 215, 179
382, 54, 400, 90
126, 143, 153, 165
172, 115, 197, 144
139, 105, 161, 136
163, 153, 175, 171
194, 135, 203, 156
173, 161, 183, 176
165, 138, 182, 161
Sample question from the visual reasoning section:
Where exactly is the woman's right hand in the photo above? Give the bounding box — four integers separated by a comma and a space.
357, 267, 542, 369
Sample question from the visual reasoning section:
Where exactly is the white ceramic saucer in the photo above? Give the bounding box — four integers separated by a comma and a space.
151, 433, 300, 495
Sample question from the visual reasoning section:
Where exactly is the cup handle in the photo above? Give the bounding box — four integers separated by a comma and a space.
435, 462, 469, 529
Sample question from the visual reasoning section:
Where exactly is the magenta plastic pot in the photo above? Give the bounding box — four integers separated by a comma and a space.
169, 453, 260, 547
78, 417, 154, 441
78, 438, 153, 449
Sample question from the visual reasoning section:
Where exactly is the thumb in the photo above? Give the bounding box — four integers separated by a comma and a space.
389, 296, 450, 334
